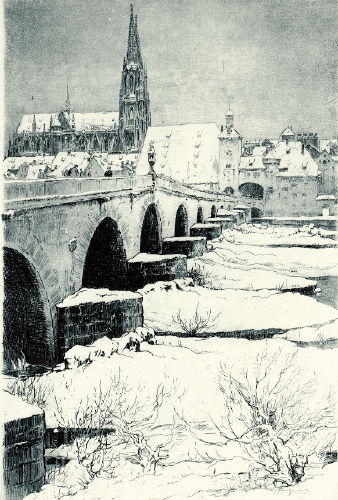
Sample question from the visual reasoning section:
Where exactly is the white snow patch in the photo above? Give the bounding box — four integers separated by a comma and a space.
57, 288, 141, 308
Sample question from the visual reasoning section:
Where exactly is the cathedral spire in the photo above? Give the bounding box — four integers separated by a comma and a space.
126, 4, 142, 64
65, 82, 71, 114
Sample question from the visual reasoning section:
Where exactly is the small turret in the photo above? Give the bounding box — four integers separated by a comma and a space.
225, 109, 234, 132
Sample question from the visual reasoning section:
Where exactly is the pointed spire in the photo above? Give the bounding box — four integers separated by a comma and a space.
65, 81, 71, 113
32, 114, 37, 132
126, 4, 142, 64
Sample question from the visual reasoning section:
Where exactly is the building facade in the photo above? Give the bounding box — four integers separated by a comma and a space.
7, 5, 150, 157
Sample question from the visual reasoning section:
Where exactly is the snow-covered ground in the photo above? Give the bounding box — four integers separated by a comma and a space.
12, 224, 338, 499
140, 279, 337, 334
22, 335, 337, 500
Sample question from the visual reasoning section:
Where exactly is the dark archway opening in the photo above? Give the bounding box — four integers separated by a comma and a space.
82, 217, 128, 290
175, 204, 188, 236
224, 186, 234, 195
3, 248, 51, 368
251, 207, 263, 218
239, 183, 264, 199
140, 204, 162, 253
211, 205, 217, 218
197, 206, 204, 223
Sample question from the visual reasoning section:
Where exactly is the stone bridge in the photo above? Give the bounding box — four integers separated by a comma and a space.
3, 174, 262, 366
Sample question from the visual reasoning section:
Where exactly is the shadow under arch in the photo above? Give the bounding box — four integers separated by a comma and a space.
140, 203, 162, 254
251, 207, 263, 218
82, 217, 128, 290
197, 206, 204, 223
3, 247, 54, 368
239, 183, 264, 199
175, 204, 188, 237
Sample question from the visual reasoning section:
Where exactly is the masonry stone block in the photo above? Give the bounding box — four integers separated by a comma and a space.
3, 392, 45, 500
128, 253, 187, 290
206, 217, 234, 230
56, 289, 143, 360
162, 237, 207, 258
190, 223, 222, 240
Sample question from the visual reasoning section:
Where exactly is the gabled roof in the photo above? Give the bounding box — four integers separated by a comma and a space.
276, 147, 318, 177
137, 123, 220, 184
281, 127, 295, 137
239, 155, 265, 170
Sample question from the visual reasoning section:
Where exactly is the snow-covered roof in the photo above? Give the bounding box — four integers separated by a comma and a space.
252, 146, 266, 156
136, 123, 220, 184
239, 155, 265, 170
281, 127, 295, 137
17, 111, 119, 133
316, 195, 336, 201
49, 151, 91, 177
264, 140, 302, 160
73, 112, 119, 131
276, 147, 318, 177
3, 155, 52, 171
320, 139, 337, 152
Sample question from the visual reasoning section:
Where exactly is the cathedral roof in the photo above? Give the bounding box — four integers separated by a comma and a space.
17, 111, 119, 133
137, 123, 220, 184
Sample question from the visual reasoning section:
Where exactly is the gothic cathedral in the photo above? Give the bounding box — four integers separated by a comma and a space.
8, 5, 150, 157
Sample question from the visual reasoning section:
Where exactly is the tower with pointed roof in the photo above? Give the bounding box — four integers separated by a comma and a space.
218, 108, 242, 192
65, 83, 71, 114
119, 4, 151, 152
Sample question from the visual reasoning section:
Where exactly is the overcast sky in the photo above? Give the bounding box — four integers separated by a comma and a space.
5, 0, 337, 144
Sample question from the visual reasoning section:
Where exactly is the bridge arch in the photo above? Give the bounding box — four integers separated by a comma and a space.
239, 183, 264, 199
140, 203, 162, 253
3, 247, 55, 369
211, 205, 217, 218
82, 217, 128, 290
197, 206, 204, 223
175, 204, 188, 237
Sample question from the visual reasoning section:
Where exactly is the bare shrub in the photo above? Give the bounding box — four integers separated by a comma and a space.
177, 348, 336, 487
7, 375, 50, 409
54, 371, 175, 479
188, 263, 211, 286
172, 303, 220, 335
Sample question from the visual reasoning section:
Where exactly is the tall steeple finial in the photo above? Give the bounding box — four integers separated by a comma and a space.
126, 4, 142, 64
65, 81, 71, 114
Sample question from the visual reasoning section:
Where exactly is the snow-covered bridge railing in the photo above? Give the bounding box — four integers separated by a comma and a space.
3, 175, 153, 210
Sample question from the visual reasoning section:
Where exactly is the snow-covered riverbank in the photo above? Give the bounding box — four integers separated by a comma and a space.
12, 224, 338, 500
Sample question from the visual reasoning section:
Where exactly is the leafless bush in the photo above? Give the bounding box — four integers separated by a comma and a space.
7, 375, 50, 409
188, 263, 211, 286
172, 303, 220, 335
54, 371, 175, 478
177, 348, 336, 487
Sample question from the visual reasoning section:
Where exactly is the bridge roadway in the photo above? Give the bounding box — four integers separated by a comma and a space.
3, 173, 264, 365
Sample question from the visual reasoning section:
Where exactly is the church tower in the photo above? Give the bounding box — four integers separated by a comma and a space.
119, 4, 151, 152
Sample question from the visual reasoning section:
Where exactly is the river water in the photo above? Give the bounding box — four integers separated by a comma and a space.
313, 275, 338, 309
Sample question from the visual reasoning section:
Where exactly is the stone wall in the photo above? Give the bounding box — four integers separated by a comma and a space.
128, 254, 187, 290
56, 290, 143, 360
3, 393, 45, 500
